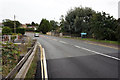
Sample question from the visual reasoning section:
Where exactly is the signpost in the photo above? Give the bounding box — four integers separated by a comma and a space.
81, 33, 87, 38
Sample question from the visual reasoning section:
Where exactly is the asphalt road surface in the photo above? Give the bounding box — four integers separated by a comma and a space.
26, 33, 119, 79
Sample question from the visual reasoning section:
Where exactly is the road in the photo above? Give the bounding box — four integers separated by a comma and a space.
26, 33, 119, 79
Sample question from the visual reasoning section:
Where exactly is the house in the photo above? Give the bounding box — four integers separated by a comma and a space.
20, 24, 27, 28
0, 23, 3, 27
0, 28, 2, 33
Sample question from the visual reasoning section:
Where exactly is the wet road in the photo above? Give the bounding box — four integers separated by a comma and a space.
26, 33, 119, 79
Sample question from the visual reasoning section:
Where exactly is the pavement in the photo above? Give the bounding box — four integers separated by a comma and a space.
26, 32, 119, 79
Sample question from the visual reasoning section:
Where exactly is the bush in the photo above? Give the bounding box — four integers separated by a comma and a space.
16, 28, 25, 35
25, 28, 34, 32
2, 42, 20, 76
2, 27, 12, 35
116, 24, 120, 42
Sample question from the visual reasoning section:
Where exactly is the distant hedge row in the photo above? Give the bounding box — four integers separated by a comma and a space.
25, 28, 34, 32
2, 27, 25, 35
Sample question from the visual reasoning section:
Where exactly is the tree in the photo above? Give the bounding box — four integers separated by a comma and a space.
26, 22, 39, 27
64, 7, 95, 36
38, 19, 52, 34
26, 23, 31, 27
90, 12, 117, 40
16, 28, 26, 35
25, 28, 34, 32
50, 20, 58, 30
31, 22, 35, 26
2, 27, 12, 35
2, 19, 21, 29
59, 15, 65, 32
116, 18, 120, 41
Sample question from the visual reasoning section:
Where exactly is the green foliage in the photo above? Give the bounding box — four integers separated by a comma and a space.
90, 12, 117, 40
116, 19, 120, 42
2, 27, 12, 35
64, 7, 95, 36
31, 22, 35, 26
62, 6, 118, 41
2, 42, 20, 65
2, 19, 21, 29
11, 35, 16, 42
38, 19, 52, 34
25, 48, 38, 79
25, 28, 34, 32
16, 28, 26, 35
26, 22, 39, 27
50, 20, 58, 30
2, 42, 20, 76
59, 15, 65, 32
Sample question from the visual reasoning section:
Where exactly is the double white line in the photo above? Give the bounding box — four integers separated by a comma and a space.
38, 42, 48, 80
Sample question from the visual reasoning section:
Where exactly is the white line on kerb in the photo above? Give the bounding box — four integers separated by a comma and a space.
74, 45, 120, 61
59, 41, 68, 44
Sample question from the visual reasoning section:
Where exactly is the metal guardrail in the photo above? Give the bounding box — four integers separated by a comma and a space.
14, 42, 37, 80
4, 40, 37, 80
4, 41, 48, 80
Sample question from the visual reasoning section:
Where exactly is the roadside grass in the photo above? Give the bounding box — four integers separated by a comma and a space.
19, 36, 32, 54
63, 36, 120, 45
25, 46, 38, 79
0, 58, 2, 75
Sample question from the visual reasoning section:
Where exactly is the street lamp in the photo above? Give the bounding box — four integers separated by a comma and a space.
14, 15, 16, 33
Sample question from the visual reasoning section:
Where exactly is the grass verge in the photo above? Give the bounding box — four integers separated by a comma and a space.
25, 46, 38, 79
63, 36, 120, 45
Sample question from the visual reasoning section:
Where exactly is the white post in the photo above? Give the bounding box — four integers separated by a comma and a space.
9, 35, 11, 41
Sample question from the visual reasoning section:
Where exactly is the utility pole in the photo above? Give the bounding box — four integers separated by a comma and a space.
14, 15, 16, 33
119, 1, 120, 19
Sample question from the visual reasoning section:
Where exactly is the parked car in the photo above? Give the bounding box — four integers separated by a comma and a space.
34, 33, 39, 37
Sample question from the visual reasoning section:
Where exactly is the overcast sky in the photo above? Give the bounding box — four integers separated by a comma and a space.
0, 0, 119, 24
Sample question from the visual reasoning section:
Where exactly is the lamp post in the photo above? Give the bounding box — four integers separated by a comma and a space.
14, 15, 16, 33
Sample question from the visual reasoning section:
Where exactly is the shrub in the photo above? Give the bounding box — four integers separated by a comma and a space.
2, 27, 12, 35
16, 28, 25, 35
25, 28, 34, 32
2, 42, 20, 76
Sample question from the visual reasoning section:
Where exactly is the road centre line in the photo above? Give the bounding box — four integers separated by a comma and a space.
59, 41, 68, 44
41, 36, 119, 61
74, 45, 120, 61
53, 39, 58, 41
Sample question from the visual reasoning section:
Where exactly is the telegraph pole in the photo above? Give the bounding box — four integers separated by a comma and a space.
14, 15, 16, 33
118, 1, 120, 19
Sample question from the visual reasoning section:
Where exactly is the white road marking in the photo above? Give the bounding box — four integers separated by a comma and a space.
59, 41, 68, 44
74, 45, 120, 61
74, 45, 81, 48
53, 39, 58, 41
